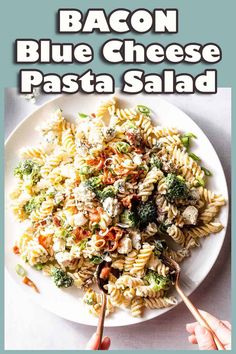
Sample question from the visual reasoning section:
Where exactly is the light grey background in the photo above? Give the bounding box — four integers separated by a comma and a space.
4, 88, 231, 350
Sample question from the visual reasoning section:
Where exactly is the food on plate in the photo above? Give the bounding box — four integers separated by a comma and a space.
10, 96, 225, 317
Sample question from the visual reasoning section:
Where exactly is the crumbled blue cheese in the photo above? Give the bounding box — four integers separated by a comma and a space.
88, 126, 104, 145
53, 238, 66, 253
74, 143, 89, 159
76, 119, 91, 140
55, 251, 75, 268
117, 236, 132, 254
129, 230, 141, 250
114, 179, 126, 194
74, 183, 96, 202
102, 197, 121, 217
73, 212, 88, 227
70, 244, 82, 258
60, 164, 76, 179
109, 115, 119, 127
182, 206, 198, 225
43, 131, 60, 145
188, 188, 200, 205
102, 127, 116, 142
133, 154, 142, 166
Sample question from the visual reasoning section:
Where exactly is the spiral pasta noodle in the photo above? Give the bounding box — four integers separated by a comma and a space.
10, 97, 225, 318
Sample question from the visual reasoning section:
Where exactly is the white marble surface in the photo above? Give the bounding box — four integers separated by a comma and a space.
4, 88, 231, 350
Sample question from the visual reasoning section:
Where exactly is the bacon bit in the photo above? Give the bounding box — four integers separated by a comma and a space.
38, 235, 48, 250
134, 147, 144, 154
98, 227, 124, 252
97, 158, 105, 169
91, 113, 96, 118
73, 227, 91, 243
34, 219, 47, 228
100, 267, 111, 280
13, 245, 20, 255
87, 158, 98, 166
53, 217, 61, 227
87, 156, 105, 169
126, 131, 137, 145
22, 276, 39, 293
103, 169, 116, 185
104, 226, 124, 241
107, 240, 119, 252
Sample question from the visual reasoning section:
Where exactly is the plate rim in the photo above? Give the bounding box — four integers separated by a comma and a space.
4, 92, 229, 327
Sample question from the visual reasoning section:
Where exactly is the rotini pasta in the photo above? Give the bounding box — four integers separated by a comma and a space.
10, 97, 225, 318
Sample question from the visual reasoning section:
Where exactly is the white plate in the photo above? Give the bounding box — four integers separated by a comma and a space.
5, 92, 229, 327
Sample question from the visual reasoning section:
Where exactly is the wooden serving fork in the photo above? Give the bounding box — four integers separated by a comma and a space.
162, 255, 225, 350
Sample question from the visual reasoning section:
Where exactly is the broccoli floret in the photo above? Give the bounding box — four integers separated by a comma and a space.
54, 228, 71, 239
165, 173, 189, 202
150, 155, 163, 170
144, 270, 171, 291
158, 222, 172, 235
120, 209, 138, 228
97, 186, 116, 200
78, 238, 88, 250
23, 195, 45, 215
14, 160, 35, 178
86, 176, 103, 192
51, 268, 74, 288
137, 201, 157, 227
14, 160, 41, 184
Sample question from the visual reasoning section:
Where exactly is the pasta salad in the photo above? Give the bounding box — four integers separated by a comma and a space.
11, 97, 225, 317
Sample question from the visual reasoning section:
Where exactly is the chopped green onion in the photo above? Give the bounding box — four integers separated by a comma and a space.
189, 152, 201, 162
90, 256, 103, 265
183, 132, 197, 139
91, 223, 100, 232
78, 113, 88, 119
137, 105, 150, 115
84, 298, 94, 305
116, 142, 130, 153
78, 238, 88, 250
181, 132, 197, 150
201, 167, 212, 176
34, 264, 43, 271
180, 136, 190, 149
80, 165, 91, 175
15, 264, 27, 277
196, 177, 205, 187
127, 122, 137, 129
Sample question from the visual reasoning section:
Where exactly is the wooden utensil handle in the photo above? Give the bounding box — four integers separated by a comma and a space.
96, 293, 107, 350
176, 284, 225, 350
